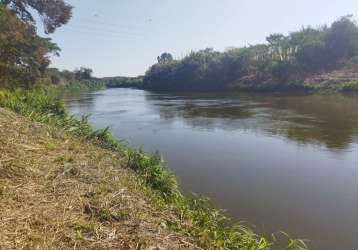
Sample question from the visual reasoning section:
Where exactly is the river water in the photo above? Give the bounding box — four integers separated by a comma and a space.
66, 88, 358, 250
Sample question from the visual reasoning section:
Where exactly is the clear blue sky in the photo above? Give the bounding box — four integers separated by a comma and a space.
42, 0, 358, 77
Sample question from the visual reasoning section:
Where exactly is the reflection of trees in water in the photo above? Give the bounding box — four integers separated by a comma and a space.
64, 92, 100, 116
148, 94, 255, 131
146, 92, 358, 151
264, 94, 358, 150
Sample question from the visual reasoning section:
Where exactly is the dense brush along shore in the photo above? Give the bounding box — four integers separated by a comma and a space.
0, 88, 307, 249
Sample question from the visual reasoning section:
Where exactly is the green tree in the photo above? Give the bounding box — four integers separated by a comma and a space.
0, 5, 60, 87
325, 15, 358, 62
266, 33, 285, 46
157, 52, 174, 64
289, 27, 328, 71
75, 67, 93, 80
1, 0, 72, 33
143, 15, 358, 91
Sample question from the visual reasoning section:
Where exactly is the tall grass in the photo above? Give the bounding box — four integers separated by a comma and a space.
0, 89, 121, 150
0, 87, 308, 250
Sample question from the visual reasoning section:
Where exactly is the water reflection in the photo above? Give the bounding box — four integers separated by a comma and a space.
145, 92, 358, 151
64, 91, 99, 115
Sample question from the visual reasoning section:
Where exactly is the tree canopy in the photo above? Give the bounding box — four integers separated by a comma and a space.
143, 16, 358, 91
0, 0, 72, 87
74, 67, 93, 80
157, 52, 174, 64
1, 0, 72, 33
0, 5, 60, 87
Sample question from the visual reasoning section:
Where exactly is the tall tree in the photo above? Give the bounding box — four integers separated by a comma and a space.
1, 0, 72, 33
157, 53, 174, 64
75, 67, 93, 80
325, 15, 358, 61
0, 5, 60, 87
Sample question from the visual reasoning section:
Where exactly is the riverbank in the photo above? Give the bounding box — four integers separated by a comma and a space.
104, 65, 358, 93
0, 107, 196, 249
0, 88, 307, 249
229, 66, 358, 92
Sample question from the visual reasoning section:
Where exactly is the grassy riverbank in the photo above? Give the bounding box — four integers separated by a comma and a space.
0, 88, 308, 249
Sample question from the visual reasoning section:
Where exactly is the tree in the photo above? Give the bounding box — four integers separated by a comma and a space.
75, 67, 93, 80
266, 33, 285, 46
143, 15, 358, 91
266, 33, 291, 61
59, 69, 76, 81
157, 52, 174, 64
325, 15, 358, 62
1, 0, 73, 33
0, 5, 60, 87
289, 27, 328, 71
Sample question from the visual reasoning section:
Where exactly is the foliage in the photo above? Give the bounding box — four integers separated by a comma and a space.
42, 68, 106, 93
144, 48, 226, 91
101, 76, 144, 88
157, 52, 174, 64
74, 67, 93, 80
143, 16, 358, 91
0, 0, 70, 88
50, 79, 107, 93
325, 15, 358, 62
0, 6, 60, 87
1, 0, 72, 33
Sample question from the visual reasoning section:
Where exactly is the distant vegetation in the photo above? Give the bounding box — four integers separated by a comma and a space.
3, 0, 357, 93
101, 76, 144, 88
143, 15, 358, 91
46, 67, 106, 91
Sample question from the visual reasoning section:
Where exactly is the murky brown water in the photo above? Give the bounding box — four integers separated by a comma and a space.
66, 88, 358, 250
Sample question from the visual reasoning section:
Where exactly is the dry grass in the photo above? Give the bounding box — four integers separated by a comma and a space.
0, 107, 197, 249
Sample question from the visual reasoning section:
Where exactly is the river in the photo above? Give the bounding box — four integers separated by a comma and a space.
66, 88, 358, 250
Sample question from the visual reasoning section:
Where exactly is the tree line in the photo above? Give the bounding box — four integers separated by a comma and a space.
2, 1, 358, 93
143, 16, 358, 91
103, 76, 144, 88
